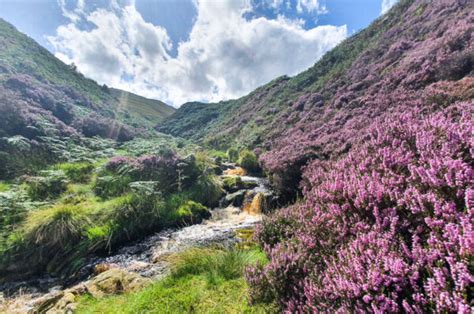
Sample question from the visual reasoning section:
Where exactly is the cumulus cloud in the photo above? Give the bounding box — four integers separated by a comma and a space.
381, 0, 398, 14
49, 0, 346, 106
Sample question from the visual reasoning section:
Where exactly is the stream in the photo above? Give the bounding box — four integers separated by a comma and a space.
0, 164, 276, 312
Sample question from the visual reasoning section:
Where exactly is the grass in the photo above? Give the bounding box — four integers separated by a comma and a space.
0, 182, 10, 192
76, 247, 276, 313
55, 162, 95, 183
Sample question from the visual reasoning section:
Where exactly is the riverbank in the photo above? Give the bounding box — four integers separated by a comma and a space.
1, 164, 277, 312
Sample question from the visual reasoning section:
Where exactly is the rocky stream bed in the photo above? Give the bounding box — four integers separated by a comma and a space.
0, 165, 276, 313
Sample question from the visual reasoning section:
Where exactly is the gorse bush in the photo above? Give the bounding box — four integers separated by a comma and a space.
247, 105, 473, 312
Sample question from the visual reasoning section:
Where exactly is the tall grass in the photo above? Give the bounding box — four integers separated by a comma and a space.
76, 247, 275, 313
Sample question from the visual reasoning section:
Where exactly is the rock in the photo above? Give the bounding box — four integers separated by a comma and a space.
29, 269, 150, 313
222, 176, 243, 192
224, 167, 247, 176
93, 263, 119, 275
222, 176, 258, 193
241, 181, 258, 189
85, 268, 151, 298
223, 190, 246, 207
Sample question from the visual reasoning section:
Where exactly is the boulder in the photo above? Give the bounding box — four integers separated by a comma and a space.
222, 190, 246, 207
84, 268, 151, 298
30, 269, 150, 313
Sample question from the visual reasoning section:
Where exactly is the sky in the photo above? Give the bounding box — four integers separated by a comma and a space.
0, 0, 398, 107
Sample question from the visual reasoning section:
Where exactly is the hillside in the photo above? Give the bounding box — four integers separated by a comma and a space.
160, 0, 473, 197
110, 88, 175, 128
0, 18, 174, 178
160, 1, 473, 311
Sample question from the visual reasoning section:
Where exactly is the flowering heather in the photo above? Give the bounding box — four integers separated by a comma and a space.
261, 2, 473, 192
247, 104, 473, 312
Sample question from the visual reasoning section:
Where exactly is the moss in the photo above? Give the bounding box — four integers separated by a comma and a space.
175, 201, 210, 225
222, 176, 243, 192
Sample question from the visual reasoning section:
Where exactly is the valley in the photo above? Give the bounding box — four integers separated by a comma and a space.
0, 0, 473, 312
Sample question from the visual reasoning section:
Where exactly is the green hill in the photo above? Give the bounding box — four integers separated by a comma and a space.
0, 18, 174, 178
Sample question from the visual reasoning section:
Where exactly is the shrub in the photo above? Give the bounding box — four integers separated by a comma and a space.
187, 174, 224, 208
238, 150, 260, 174
78, 113, 135, 142
247, 105, 473, 312
227, 148, 239, 162
56, 162, 95, 183
93, 175, 133, 199
0, 182, 10, 192
24, 171, 68, 200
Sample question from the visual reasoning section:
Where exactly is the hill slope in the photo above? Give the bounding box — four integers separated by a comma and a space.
0, 17, 175, 135
160, 0, 473, 197
0, 18, 174, 178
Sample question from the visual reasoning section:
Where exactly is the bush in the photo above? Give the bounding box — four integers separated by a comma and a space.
24, 171, 68, 200
93, 175, 133, 199
56, 162, 95, 183
238, 150, 260, 174
227, 148, 239, 162
247, 106, 473, 312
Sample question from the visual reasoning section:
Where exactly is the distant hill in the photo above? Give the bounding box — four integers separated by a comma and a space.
159, 0, 473, 197
0, 18, 174, 139
0, 18, 174, 178
110, 88, 175, 128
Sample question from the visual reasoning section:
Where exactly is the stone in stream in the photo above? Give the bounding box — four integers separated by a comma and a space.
223, 167, 247, 176
220, 190, 246, 207
222, 176, 258, 193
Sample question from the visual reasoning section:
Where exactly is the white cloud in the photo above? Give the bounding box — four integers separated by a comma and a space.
50, 0, 346, 107
381, 0, 398, 14
296, 0, 327, 14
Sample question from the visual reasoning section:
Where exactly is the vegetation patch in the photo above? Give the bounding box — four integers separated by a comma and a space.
76, 247, 275, 313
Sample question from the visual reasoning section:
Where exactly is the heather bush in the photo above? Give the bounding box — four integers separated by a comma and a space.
77, 113, 135, 142
247, 105, 473, 312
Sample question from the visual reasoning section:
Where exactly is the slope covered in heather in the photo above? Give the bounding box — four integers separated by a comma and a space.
160, 0, 473, 198
0, 18, 174, 178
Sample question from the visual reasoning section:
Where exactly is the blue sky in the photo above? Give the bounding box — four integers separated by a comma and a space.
0, 0, 397, 106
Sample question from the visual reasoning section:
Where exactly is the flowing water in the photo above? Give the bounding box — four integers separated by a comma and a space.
0, 165, 275, 310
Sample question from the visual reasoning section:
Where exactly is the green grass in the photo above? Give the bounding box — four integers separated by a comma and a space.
55, 162, 95, 183
76, 247, 276, 313
0, 182, 10, 192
